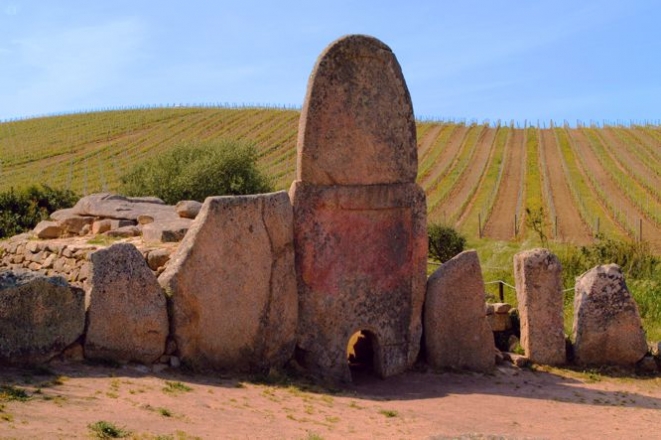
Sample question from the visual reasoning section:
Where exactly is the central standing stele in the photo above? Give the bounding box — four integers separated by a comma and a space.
290, 35, 428, 383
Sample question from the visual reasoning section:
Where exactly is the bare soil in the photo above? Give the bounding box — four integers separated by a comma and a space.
568, 129, 661, 249
438, 127, 496, 224
482, 129, 525, 240
419, 125, 470, 190
2, 361, 660, 439
538, 129, 592, 245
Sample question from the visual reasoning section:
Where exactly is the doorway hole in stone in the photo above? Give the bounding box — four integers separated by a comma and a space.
347, 330, 376, 380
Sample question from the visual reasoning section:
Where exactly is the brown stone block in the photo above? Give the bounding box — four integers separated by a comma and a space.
290, 181, 427, 382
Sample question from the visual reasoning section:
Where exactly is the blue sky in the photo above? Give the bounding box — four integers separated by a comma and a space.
1, 1, 659, 124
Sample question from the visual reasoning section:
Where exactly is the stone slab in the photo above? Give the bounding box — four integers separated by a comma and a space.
425, 250, 495, 372
297, 35, 417, 186
159, 191, 297, 373
290, 181, 427, 382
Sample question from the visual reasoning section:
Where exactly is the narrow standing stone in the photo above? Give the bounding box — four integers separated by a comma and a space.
514, 248, 565, 365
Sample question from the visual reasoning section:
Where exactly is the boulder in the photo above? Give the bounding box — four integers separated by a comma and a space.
34, 220, 63, 239
104, 225, 141, 238
142, 219, 192, 243
85, 243, 168, 364
175, 200, 203, 219
0, 270, 85, 365
514, 248, 566, 365
159, 191, 297, 372
92, 219, 112, 234
55, 215, 95, 235
572, 264, 647, 366
424, 250, 495, 372
146, 249, 171, 271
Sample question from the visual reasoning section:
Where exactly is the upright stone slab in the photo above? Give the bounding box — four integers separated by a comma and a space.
424, 251, 495, 372
297, 35, 417, 186
292, 35, 427, 383
573, 264, 647, 366
85, 243, 168, 364
159, 192, 298, 372
514, 248, 565, 365
0, 271, 85, 365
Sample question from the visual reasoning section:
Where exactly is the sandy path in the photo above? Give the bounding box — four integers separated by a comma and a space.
482, 128, 525, 240
539, 129, 592, 245
2, 363, 660, 439
568, 129, 661, 249
433, 127, 497, 224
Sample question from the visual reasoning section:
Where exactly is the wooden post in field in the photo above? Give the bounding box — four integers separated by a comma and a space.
478, 214, 482, 238
554, 216, 558, 239
639, 218, 643, 242
514, 214, 518, 237
498, 281, 504, 302
595, 217, 600, 237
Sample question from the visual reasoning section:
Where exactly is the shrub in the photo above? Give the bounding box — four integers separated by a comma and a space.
119, 139, 273, 204
428, 223, 466, 263
0, 185, 78, 239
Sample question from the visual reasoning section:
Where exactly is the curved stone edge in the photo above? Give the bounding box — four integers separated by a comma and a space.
297, 34, 417, 186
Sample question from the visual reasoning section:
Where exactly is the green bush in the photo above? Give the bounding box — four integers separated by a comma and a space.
119, 139, 273, 204
0, 185, 78, 239
428, 223, 466, 263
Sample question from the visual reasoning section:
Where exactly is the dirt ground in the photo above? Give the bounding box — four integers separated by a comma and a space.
1, 360, 660, 440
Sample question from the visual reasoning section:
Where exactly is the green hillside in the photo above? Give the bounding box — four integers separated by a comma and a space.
2, 106, 661, 250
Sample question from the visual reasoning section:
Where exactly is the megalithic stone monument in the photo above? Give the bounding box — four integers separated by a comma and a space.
290, 35, 428, 383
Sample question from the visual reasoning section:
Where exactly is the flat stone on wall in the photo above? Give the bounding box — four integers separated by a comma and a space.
514, 248, 565, 365
85, 243, 168, 364
0, 271, 85, 365
573, 264, 647, 366
159, 191, 298, 373
424, 250, 495, 372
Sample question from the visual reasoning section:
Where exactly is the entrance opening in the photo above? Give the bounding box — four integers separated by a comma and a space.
347, 330, 376, 379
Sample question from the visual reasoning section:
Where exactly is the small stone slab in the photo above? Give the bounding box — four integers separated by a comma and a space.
142, 219, 192, 243
573, 264, 647, 366
175, 200, 203, 219
297, 35, 417, 186
34, 220, 63, 239
0, 270, 85, 365
85, 243, 168, 364
425, 250, 495, 372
